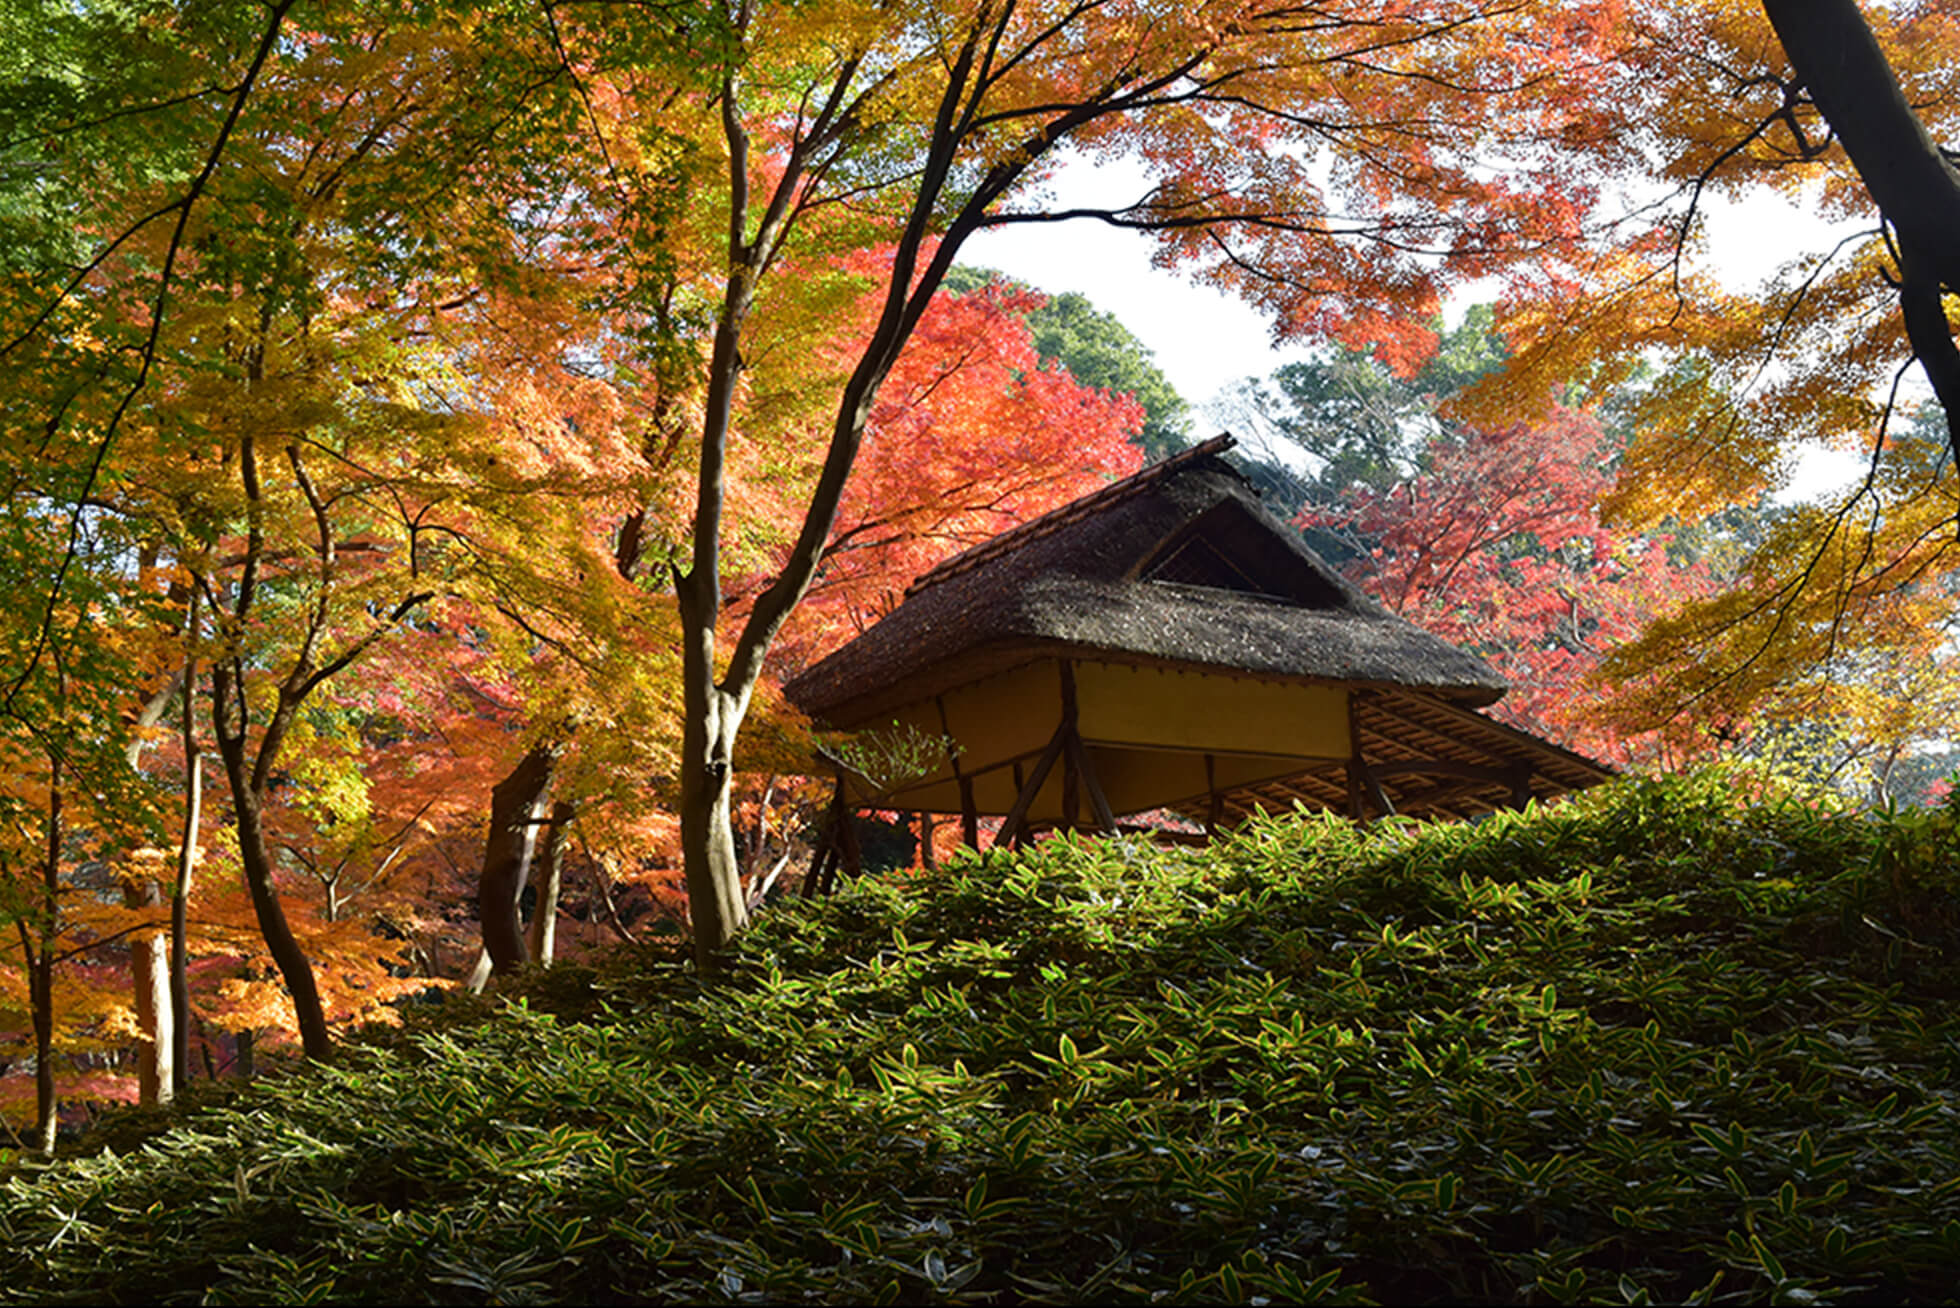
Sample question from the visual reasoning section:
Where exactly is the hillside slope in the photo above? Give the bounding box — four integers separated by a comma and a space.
4, 772, 1958, 1304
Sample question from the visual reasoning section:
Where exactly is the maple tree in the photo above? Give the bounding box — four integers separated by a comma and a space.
783, 271, 1148, 655
1596, 410, 1960, 797
1260, 320, 1723, 768
5, 0, 1958, 1101
1455, 0, 1960, 780
0, 1, 657, 1070
535, 0, 1652, 968
1320, 405, 1726, 767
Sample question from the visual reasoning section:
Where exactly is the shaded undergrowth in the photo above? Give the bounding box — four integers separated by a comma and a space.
3, 770, 1959, 1303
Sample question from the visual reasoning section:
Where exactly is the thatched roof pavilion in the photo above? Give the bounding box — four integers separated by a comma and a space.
785, 435, 1611, 855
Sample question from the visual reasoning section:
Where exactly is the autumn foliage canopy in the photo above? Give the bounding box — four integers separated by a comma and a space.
2, 0, 1958, 1136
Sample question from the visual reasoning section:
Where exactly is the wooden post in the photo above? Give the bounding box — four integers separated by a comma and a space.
1064, 727, 1121, 833
1059, 662, 1081, 829
1507, 766, 1535, 811
1346, 695, 1396, 820
836, 785, 864, 881
938, 695, 980, 849
996, 723, 1067, 852
1204, 753, 1224, 836
802, 768, 856, 897
958, 775, 979, 849
801, 838, 835, 899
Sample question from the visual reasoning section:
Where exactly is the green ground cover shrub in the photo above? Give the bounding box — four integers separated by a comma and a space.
2, 770, 1958, 1303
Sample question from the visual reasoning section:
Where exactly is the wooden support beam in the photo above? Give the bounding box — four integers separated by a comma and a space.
803, 768, 863, 897
958, 775, 979, 849
1060, 752, 1080, 830
938, 694, 980, 849
802, 835, 835, 899
1347, 694, 1396, 820
1371, 758, 1528, 785
836, 784, 864, 882
1204, 753, 1223, 836
1059, 662, 1081, 830
1064, 727, 1121, 834
995, 722, 1067, 852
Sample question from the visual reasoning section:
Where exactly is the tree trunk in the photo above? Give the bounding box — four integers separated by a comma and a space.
665, 30, 1032, 967
222, 773, 333, 1062
121, 670, 181, 1107
1762, 0, 1960, 447
27, 938, 55, 1156
477, 743, 557, 982
25, 753, 63, 1155
171, 750, 199, 1095
123, 879, 173, 1107
526, 800, 574, 967
677, 680, 750, 973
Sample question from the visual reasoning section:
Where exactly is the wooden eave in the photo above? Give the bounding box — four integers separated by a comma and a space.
1188, 687, 1614, 825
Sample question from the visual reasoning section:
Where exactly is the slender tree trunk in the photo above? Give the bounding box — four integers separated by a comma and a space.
170, 753, 196, 1094
120, 652, 184, 1106
667, 24, 1040, 967
124, 879, 173, 1107
16, 919, 54, 1157
477, 743, 557, 983
526, 800, 574, 966
170, 595, 202, 1094
25, 752, 63, 1155
214, 746, 332, 1061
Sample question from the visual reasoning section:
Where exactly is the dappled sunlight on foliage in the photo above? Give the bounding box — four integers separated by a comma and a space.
4, 773, 1959, 1302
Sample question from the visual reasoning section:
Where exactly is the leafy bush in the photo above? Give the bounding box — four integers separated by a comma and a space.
3, 771, 1958, 1303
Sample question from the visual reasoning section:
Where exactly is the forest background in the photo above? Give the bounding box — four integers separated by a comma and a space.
2, 0, 1958, 1148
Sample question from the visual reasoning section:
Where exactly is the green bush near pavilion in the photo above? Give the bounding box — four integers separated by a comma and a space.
3, 770, 1958, 1304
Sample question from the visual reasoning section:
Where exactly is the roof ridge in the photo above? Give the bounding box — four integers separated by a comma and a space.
903, 433, 1240, 599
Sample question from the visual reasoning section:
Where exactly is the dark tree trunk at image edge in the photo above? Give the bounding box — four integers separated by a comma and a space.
1763, 0, 1960, 450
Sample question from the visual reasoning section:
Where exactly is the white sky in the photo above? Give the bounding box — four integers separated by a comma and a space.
962, 157, 1876, 496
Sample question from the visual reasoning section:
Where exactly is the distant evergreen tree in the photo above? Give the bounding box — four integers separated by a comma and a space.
944, 267, 1193, 461
1210, 306, 1509, 561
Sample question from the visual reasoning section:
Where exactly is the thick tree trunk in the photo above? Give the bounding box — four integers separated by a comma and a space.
677, 671, 750, 973
477, 743, 557, 981
1763, 0, 1960, 271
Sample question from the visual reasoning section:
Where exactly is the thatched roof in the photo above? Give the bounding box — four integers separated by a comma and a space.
787, 435, 1509, 725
